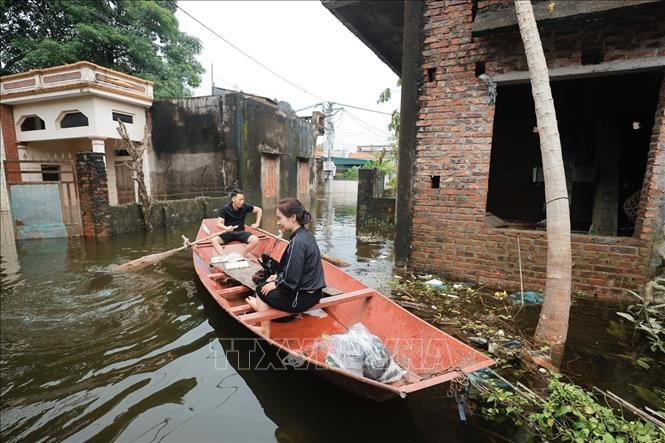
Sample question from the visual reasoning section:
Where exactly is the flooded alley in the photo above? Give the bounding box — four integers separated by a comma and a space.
0, 191, 481, 443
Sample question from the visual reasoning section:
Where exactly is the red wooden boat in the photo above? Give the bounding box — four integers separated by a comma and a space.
192, 219, 494, 401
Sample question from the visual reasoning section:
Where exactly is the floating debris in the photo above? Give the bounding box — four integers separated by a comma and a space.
510, 291, 544, 305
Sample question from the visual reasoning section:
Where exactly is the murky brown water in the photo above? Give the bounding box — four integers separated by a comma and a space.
2, 191, 661, 442
0, 195, 490, 443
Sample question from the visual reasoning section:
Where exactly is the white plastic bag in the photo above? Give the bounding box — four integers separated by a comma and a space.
325, 323, 406, 383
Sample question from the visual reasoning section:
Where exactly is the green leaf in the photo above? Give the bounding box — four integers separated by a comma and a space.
635, 357, 651, 370
616, 312, 635, 322
555, 405, 572, 417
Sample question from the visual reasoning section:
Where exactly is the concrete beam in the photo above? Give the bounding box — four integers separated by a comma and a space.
493, 57, 665, 85
473, 0, 660, 35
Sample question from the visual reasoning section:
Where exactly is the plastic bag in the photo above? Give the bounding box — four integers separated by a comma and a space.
325, 323, 406, 384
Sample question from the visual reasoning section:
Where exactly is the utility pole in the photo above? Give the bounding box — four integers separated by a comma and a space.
211, 63, 214, 95
322, 102, 342, 194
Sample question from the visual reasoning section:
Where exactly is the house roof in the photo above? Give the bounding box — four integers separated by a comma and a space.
0, 61, 154, 106
321, 1, 404, 76
348, 151, 374, 160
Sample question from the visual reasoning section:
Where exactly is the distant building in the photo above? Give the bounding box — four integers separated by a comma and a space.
150, 88, 320, 208
357, 144, 393, 154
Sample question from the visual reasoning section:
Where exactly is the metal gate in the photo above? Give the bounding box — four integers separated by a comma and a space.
4, 160, 82, 239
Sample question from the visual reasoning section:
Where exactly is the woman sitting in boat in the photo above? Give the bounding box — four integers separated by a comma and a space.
245, 197, 326, 335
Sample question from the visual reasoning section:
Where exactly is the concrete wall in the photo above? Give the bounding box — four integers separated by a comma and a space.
110, 196, 226, 235
358, 168, 396, 225
12, 96, 146, 142
408, 0, 665, 297
149, 94, 318, 207
150, 96, 232, 200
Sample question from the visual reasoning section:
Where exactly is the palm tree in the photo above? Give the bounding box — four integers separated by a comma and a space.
514, 0, 572, 362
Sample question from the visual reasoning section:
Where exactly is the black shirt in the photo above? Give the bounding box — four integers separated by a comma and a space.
218, 202, 254, 231
276, 227, 326, 292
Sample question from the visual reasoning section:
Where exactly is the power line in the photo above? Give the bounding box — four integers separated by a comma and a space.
175, 4, 394, 116
176, 3, 326, 102
296, 101, 392, 116
332, 102, 392, 116
344, 110, 390, 139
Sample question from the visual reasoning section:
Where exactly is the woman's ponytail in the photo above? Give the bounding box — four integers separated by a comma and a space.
301, 210, 311, 225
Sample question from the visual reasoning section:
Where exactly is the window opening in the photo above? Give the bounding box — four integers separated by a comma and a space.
485, 71, 661, 237
20, 115, 46, 131
581, 48, 603, 66
431, 175, 440, 189
112, 112, 134, 124
475, 61, 486, 77
41, 164, 60, 182
60, 111, 89, 128
427, 68, 436, 83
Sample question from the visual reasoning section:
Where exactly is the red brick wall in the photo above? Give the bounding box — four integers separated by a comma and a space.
1, 104, 21, 183
410, 0, 665, 297
75, 152, 111, 240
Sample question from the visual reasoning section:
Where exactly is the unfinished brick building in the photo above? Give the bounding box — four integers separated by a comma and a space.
325, 0, 665, 297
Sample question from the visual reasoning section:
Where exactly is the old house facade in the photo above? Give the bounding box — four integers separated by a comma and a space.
149, 89, 320, 211
1, 62, 154, 238
325, 0, 665, 297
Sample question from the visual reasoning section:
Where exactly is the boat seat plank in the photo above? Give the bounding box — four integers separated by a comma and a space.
229, 285, 345, 315
322, 287, 342, 296
239, 288, 374, 325
217, 285, 252, 298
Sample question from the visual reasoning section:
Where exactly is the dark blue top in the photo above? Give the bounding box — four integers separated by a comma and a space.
218, 202, 254, 231
276, 227, 326, 292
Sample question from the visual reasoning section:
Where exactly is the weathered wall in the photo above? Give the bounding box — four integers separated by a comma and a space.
111, 196, 226, 235
149, 94, 317, 207
227, 96, 317, 209
358, 168, 396, 225
410, 0, 665, 297
150, 96, 236, 200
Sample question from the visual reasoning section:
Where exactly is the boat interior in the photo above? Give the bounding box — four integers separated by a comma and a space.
193, 219, 493, 388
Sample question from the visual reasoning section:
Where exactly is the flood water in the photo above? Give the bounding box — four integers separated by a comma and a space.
0, 189, 487, 443
2, 185, 662, 442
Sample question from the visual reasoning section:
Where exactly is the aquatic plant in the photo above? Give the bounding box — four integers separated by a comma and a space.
478, 374, 664, 443
617, 277, 665, 355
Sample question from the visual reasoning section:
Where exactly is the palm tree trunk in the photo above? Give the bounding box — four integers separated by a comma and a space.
514, 0, 572, 358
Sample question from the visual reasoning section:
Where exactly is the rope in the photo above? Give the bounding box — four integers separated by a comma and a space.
545, 196, 569, 206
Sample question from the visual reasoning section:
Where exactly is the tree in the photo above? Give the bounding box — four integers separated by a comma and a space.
116, 119, 153, 231
514, 0, 572, 362
1, 0, 203, 98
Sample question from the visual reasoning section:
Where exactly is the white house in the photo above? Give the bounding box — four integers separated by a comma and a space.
1, 61, 154, 206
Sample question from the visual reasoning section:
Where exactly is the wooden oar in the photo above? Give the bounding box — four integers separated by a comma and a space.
254, 227, 350, 268
115, 228, 233, 272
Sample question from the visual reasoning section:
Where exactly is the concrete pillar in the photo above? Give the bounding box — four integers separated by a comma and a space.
90, 137, 107, 163
357, 168, 385, 225
591, 120, 619, 235
1, 104, 21, 183
394, 0, 424, 266
0, 125, 11, 214
75, 151, 112, 239
638, 76, 665, 277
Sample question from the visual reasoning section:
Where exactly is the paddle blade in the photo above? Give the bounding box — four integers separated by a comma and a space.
115, 247, 183, 272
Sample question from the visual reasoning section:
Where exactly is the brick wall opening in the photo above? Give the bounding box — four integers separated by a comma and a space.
486, 71, 662, 237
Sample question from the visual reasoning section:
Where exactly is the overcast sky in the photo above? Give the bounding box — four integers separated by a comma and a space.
175, 1, 401, 152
